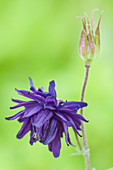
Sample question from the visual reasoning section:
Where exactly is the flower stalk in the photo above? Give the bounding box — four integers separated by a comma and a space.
74, 66, 90, 170
80, 65, 90, 170
76, 9, 103, 169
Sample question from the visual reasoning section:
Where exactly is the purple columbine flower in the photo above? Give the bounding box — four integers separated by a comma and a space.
6, 78, 88, 158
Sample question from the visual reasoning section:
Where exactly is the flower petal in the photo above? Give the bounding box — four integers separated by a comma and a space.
74, 120, 82, 130
52, 132, 61, 158
91, 9, 99, 32
62, 122, 69, 146
23, 105, 43, 118
68, 133, 74, 146
72, 113, 88, 122
48, 142, 52, 152
29, 77, 37, 93
42, 119, 58, 145
60, 101, 87, 109
54, 111, 67, 122
10, 101, 39, 109
40, 120, 50, 143
30, 126, 38, 145
15, 89, 45, 103
17, 118, 31, 139
65, 114, 82, 137
12, 99, 24, 103
95, 10, 104, 56
5, 110, 25, 120
45, 96, 57, 107
32, 110, 53, 127
48, 80, 56, 97
78, 17, 88, 60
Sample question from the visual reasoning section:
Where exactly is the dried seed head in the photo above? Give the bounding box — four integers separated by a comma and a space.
77, 9, 104, 66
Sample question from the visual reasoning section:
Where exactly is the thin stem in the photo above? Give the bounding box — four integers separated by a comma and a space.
80, 65, 90, 170
81, 65, 90, 103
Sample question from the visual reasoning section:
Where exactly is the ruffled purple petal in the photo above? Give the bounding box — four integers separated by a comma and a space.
37, 126, 43, 140
59, 101, 87, 109
18, 117, 26, 122
74, 118, 81, 126
54, 111, 67, 122
58, 108, 77, 114
40, 120, 50, 143
65, 114, 82, 137
32, 110, 53, 127
72, 113, 88, 122
12, 99, 25, 103
29, 77, 37, 93
23, 104, 43, 118
58, 109, 88, 123
5, 110, 25, 120
62, 122, 69, 146
45, 96, 57, 107
30, 126, 38, 145
42, 119, 58, 145
10, 101, 39, 109
36, 89, 49, 98
15, 89, 45, 103
68, 133, 74, 146
74, 121, 82, 130
48, 80, 56, 97
62, 111, 88, 124
17, 118, 31, 139
44, 105, 56, 110
30, 125, 43, 145
52, 132, 61, 158
48, 142, 52, 151
35, 88, 49, 98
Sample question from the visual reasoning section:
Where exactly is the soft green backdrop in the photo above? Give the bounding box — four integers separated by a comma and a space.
0, 0, 113, 170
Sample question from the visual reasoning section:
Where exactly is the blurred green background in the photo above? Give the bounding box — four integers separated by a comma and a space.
0, 0, 113, 169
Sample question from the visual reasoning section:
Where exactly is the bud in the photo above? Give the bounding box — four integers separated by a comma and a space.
77, 9, 103, 66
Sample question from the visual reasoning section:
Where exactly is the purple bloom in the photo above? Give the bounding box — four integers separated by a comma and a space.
6, 78, 88, 158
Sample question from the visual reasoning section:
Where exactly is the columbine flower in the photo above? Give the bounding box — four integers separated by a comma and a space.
6, 78, 88, 158
78, 9, 103, 66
